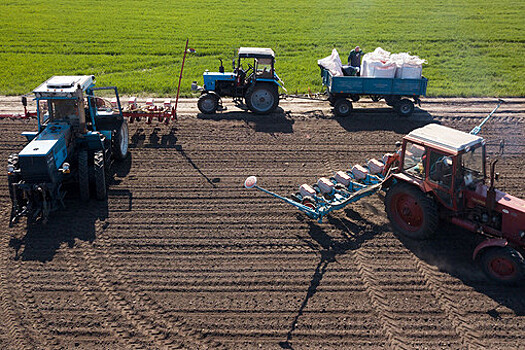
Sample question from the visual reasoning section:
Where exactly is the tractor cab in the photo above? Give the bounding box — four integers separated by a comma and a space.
236, 47, 276, 82
397, 123, 486, 210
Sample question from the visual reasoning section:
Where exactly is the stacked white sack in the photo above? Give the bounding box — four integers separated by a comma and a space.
361, 47, 395, 78
390, 53, 427, 79
318, 49, 344, 77
361, 48, 427, 79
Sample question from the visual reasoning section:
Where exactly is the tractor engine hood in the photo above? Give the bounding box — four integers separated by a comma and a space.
18, 122, 71, 183
467, 183, 525, 243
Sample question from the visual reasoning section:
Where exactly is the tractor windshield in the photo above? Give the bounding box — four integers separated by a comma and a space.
460, 145, 485, 186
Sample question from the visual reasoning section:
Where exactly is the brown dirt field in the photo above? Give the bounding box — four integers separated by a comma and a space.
0, 96, 524, 349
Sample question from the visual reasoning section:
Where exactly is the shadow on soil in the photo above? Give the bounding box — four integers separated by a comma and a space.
130, 127, 220, 188
397, 224, 525, 316
197, 106, 294, 134
279, 208, 388, 349
334, 107, 436, 134
9, 158, 133, 263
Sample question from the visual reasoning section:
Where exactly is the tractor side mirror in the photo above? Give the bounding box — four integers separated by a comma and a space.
232, 59, 236, 71
495, 173, 500, 181
395, 141, 402, 148
21, 96, 27, 107
219, 59, 224, 73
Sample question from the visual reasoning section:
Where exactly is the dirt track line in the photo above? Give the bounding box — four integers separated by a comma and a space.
352, 247, 409, 350
12, 244, 62, 349
63, 239, 143, 349
86, 219, 222, 350
0, 222, 31, 350
412, 258, 486, 349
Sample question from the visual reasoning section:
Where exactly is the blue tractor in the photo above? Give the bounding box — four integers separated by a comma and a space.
197, 47, 284, 115
7, 75, 129, 226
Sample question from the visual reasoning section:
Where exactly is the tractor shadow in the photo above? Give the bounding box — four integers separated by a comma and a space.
396, 224, 525, 316
8, 199, 110, 262
197, 106, 294, 134
279, 209, 387, 349
334, 106, 435, 134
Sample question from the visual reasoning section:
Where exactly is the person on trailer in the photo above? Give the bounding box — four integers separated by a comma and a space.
347, 46, 363, 76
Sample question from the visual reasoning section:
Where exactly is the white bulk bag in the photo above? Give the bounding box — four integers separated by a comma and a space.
318, 49, 344, 77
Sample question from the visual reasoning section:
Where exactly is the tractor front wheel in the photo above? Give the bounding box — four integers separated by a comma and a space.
333, 99, 353, 117
78, 150, 90, 202
385, 183, 438, 240
198, 93, 219, 114
246, 84, 279, 114
113, 120, 129, 161
94, 150, 107, 201
480, 247, 524, 285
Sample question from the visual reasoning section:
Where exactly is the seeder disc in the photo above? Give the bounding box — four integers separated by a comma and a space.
244, 176, 257, 189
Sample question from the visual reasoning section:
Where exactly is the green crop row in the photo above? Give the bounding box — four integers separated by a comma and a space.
1, 0, 524, 96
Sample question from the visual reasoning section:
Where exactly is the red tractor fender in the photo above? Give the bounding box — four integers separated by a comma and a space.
473, 238, 508, 260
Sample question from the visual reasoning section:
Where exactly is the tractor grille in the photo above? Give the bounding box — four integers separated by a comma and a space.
18, 156, 53, 183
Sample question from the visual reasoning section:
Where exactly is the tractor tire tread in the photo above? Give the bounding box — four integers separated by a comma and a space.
78, 150, 90, 202
94, 150, 107, 201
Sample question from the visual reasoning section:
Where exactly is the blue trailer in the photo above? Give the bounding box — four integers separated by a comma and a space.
322, 68, 428, 117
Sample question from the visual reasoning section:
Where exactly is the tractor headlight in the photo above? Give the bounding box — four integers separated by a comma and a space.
61, 162, 70, 174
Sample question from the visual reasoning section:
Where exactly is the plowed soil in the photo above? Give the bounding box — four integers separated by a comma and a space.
1, 97, 524, 349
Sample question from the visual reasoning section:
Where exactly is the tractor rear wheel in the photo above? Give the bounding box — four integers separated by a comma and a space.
246, 84, 279, 114
78, 150, 90, 202
480, 247, 524, 285
396, 99, 415, 117
333, 99, 353, 117
198, 93, 219, 114
385, 182, 438, 240
385, 95, 400, 107
94, 150, 107, 201
113, 120, 129, 161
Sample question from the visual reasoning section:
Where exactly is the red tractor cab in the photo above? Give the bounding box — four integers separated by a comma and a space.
385, 123, 525, 284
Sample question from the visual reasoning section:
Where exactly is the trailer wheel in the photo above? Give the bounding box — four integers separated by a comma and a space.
94, 150, 107, 201
480, 247, 524, 285
385, 183, 438, 240
78, 150, 90, 202
198, 93, 219, 114
333, 99, 353, 117
113, 120, 129, 161
396, 99, 415, 117
246, 84, 279, 114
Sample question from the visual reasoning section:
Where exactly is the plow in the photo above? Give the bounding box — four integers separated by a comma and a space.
245, 100, 525, 285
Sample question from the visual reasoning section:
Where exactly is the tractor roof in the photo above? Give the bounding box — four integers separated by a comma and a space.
238, 47, 275, 59
34, 75, 95, 96
405, 124, 484, 153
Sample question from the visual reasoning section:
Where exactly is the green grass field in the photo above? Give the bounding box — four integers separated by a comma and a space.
1, 0, 524, 96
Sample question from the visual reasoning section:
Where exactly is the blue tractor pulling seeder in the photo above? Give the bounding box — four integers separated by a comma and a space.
7, 75, 129, 226
197, 47, 284, 115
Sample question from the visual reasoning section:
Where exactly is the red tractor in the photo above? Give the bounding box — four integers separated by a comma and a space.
383, 121, 525, 285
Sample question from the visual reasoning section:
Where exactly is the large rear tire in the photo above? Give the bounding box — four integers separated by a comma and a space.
385, 183, 438, 240
7, 153, 19, 201
480, 247, 524, 285
78, 150, 90, 202
113, 120, 129, 161
245, 84, 279, 114
198, 93, 219, 114
94, 150, 107, 201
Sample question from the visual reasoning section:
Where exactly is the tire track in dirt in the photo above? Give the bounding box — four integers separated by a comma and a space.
81, 218, 221, 349
412, 257, 486, 349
